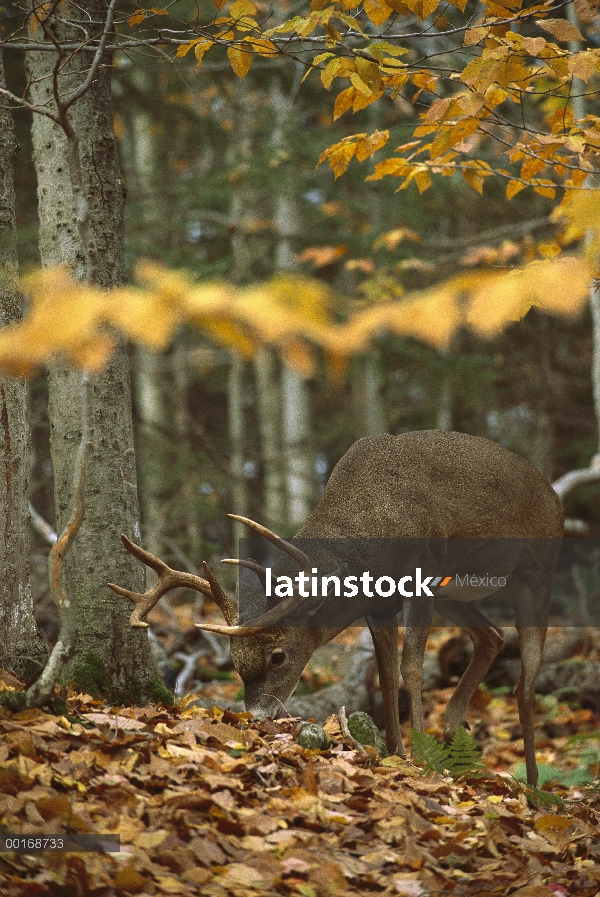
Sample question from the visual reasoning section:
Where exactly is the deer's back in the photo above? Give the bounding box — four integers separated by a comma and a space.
299, 431, 563, 540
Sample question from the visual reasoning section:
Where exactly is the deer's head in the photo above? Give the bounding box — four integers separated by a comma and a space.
194, 515, 328, 719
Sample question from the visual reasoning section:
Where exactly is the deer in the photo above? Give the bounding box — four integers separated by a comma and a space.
108, 430, 564, 785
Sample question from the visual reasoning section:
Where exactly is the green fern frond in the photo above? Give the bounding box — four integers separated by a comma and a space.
410, 729, 451, 775
410, 726, 484, 778
446, 725, 485, 777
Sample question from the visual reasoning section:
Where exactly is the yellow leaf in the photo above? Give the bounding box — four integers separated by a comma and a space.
363, 0, 393, 26
318, 140, 359, 178
403, 0, 439, 19
467, 256, 589, 337
210, 0, 228, 8
414, 167, 432, 193
231, 0, 257, 18
568, 50, 600, 83
380, 756, 420, 775
150, 7, 169, 15
333, 86, 356, 119
355, 129, 389, 162
537, 17, 583, 42
244, 38, 278, 56
194, 40, 214, 66
227, 46, 253, 79
128, 10, 145, 27
533, 182, 556, 199
350, 71, 373, 96
462, 168, 484, 194
321, 57, 347, 89
176, 39, 201, 58
353, 90, 378, 113
356, 57, 382, 93
366, 157, 410, 180
506, 179, 526, 200
522, 36, 547, 56
463, 27, 488, 46
296, 245, 348, 267
538, 241, 561, 258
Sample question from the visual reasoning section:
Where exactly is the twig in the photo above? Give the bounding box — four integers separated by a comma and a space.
337, 705, 366, 753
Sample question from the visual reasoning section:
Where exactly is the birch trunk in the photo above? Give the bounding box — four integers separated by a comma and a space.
0, 53, 47, 680
227, 82, 254, 543
129, 69, 168, 558
26, 5, 164, 702
271, 79, 314, 528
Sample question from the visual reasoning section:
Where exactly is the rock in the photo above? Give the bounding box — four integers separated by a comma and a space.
297, 722, 330, 750
347, 711, 388, 756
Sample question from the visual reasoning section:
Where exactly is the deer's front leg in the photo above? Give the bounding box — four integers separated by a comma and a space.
366, 619, 402, 756
401, 597, 434, 733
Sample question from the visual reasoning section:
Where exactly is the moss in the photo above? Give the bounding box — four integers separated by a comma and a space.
348, 711, 388, 756
68, 653, 111, 699
145, 678, 174, 706
0, 690, 27, 712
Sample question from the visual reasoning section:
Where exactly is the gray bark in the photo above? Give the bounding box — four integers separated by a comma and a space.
254, 347, 284, 527
129, 72, 168, 559
271, 79, 314, 528
354, 354, 387, 438
26, 4, 162, 701
227, 80, 255, 543
228, 352, 249, 545
0, 53, 47, 681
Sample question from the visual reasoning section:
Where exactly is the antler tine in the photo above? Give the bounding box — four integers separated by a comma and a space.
221, 558, 266, 576
221, 558, 267, 592
201, 562, 238, 625
195, 588, 313, 638
227, 514, 312, 574
108, 534, 214, 629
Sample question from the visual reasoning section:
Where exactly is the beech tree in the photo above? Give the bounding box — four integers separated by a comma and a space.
0, 1, 166, 699
0, 51, 47, 681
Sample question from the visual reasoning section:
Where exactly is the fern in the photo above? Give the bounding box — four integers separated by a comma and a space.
410, 727, 484, 778
524, 787, 565, 811
446, 725, 485, 777
410, 730, 450, 775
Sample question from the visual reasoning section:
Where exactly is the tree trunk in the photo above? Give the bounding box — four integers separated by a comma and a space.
26, 6, 164, 702
226, 81, 255, 543
254, 348, 284, 527
354, 354, 386, 438
127, 67, 169, 559
0, 52, 47, 681
271, 78, 314, 528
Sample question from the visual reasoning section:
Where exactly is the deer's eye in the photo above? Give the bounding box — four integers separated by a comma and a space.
269, 650, 286, 668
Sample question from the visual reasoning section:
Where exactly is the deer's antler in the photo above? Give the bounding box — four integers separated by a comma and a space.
220, 558, 267, 591
192, 515, 318, 637
108, 534, 238, 627
227, 514, 312, 574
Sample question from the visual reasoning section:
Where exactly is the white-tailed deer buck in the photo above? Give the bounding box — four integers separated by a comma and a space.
109, 430, 564, 785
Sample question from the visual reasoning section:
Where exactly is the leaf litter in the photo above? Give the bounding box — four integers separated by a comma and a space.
0, 687, 598, 897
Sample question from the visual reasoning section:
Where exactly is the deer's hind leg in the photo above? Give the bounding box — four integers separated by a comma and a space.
509, 570, 550, 787
367, 618, 402, 756
435, 600, 504, 742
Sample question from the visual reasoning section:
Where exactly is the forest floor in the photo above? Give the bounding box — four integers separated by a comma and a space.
0, 637, 599, 897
